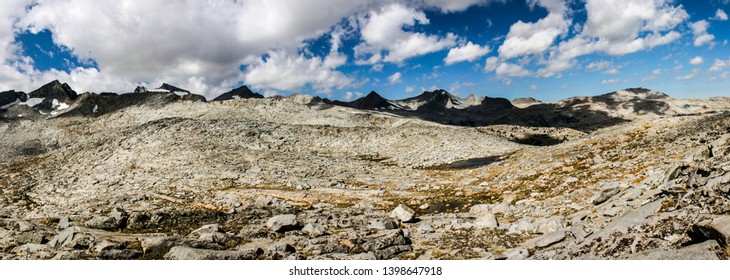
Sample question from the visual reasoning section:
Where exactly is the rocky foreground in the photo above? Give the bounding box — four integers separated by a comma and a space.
1, 82, 730, 260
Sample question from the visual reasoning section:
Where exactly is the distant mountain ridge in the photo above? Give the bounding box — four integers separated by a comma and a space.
1, 81, 688, 132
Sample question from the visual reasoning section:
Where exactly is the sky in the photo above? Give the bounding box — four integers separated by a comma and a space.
0, 0, 729, 101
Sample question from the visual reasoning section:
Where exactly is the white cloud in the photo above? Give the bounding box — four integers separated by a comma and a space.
420, 0, 496, 13
370, 64, 384, 72
498, 0, 570, 59
444, 42, 491, 65
242, 49, 352, 94
691, 20, 715, 47
388, 72, 402, 84
714, 9, 728, 21
601, 79, 620, 84
530, 84, 538, 91
585, 60, 612, 72
689, 56, 704, 65
710, 58, 730, 72
603, 68, 620, 75
405, 86, 414, 93
356, 4, 458, 64
342, 91, 364, 101
538, 0, 688, 77
483, 56, 500, 72
495, 62, 530, 77
676, 69, 700, 81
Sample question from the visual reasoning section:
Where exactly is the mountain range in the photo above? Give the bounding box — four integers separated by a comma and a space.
0, 80, 707, 133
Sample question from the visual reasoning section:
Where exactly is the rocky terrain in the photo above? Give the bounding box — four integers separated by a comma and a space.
0, 81, 729, 260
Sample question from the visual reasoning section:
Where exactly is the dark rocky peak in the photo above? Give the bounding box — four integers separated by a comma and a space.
212, 85, 264, 101
28, 80, 78, 102
349, 91, 397, 110
157, 83, 191, 93
134, 86, 149, 94
1, 90, 27, 108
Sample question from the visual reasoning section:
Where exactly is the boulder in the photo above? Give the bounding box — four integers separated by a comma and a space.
266, 214, 300, 232
593, 187, 620, 205
390, 204, 416, 222
474, 213, 498, 229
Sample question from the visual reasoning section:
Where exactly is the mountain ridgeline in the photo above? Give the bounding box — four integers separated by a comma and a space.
1, 80, 687, 133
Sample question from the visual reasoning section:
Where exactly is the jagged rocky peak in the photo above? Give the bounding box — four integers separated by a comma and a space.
213, 85, 264, 101
134, 86, 149, 94
349, 91, 400, 110
28, 80, 78, 102
157, 83, 191, 94
0, 90, 27, 108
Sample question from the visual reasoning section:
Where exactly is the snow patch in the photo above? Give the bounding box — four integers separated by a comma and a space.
93, 105, 98, 113
22, 98, 45, 107
52, 99, 70, 110
0, 99, 20, 110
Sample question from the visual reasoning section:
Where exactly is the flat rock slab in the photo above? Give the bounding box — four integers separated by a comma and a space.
582, 198, 664, 245
535, 230, 567, 248
390, 204, 416, 222
625, 240, 722, 260
164, 246, 262, 260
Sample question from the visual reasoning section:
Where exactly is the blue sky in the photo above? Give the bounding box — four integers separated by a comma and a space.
1, 0, 729, 101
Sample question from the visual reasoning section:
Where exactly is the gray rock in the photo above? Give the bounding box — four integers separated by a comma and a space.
361, 229, 408, 252
85, 208, 128, 230
372, 245, 411, 260
266, 214, 299, 232
491, 203, 513, 215
537, 217, 563, 234
507, 218, 536, 234
368, 219, 399, 230
302, 223, 325, 238
390, 204, 416, 222
504, 248, 529, 260
469, 204, 491, 217
625, 240, 721, 260
417, 222, 434, 233
474, 213, 498, 229
164, 246, 262, 260
47, 227, 76, 248
100, 249, 143, 260
693, 215, 730, 247
535, 231, 567, 248
58, 216, 72, 229
593, 187, 620, 205
267, 242, 296, 255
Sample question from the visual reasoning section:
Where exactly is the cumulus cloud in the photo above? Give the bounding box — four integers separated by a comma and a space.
601, 78, 620, 84
498, 0, 570, 59
342, 91, 364, 101
710, 58, 730, 72
444, 42, 491, 65
405, 86, 415, 93
691, 20, 715, 47
356, 4, 458, 64
536, 0, 689, 77
483, 56, 500, 72
388, 72, 402, 84
242, 49, 353, 94
689, 56, 704, 65
495, 62, 530, 77
714, 9, 728, 21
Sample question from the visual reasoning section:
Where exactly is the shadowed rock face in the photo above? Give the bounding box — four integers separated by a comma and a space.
0, 90, 26, 108
157, 83, 191, 94
212, 85, 264, 101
